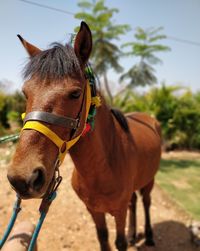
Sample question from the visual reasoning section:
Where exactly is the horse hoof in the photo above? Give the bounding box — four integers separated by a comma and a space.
145, 239, 155, 246
127, 233, 137, 246
128, 238, 136, 246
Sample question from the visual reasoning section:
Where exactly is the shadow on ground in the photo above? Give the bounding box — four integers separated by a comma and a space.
135, 220, 200, 251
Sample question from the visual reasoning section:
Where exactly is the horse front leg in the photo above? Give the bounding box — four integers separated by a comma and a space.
127, 192, 137, 245
114, 208, 128, 251
87, 208, 111, 251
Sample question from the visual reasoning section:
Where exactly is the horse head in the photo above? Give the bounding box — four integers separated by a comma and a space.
7, 22, 92, 199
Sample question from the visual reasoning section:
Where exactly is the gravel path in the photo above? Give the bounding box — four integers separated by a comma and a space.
0, 150, 199, 251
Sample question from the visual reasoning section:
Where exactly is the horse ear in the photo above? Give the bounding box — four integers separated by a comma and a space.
17, 35, 41, 57
74, 21, 92, 66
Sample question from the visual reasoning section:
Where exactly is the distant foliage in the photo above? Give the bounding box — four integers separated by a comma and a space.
0, 91, 25, 135
114, 84, 200, 150
8, 91, 26, 123
0, 91, 10, 129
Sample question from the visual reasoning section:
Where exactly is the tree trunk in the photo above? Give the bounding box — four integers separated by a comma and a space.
103, 72, 113, 105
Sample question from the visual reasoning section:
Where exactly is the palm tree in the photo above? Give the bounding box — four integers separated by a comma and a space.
75, 0, 130, 104
120, 27, 170, 88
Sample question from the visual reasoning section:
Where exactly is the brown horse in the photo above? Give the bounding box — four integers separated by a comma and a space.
8, 22, 161, 251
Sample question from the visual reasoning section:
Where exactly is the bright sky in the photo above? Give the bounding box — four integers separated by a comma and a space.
0, 0, 200, 93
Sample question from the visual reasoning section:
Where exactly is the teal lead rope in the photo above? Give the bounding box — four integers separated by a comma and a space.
0, 138, 21, 248
0, 196, 21, 249
0, 134, 19, 144
0, 134, 62, 250
0, 192, 57, 251
28, 166, 62, 251
28, 191, 57, 251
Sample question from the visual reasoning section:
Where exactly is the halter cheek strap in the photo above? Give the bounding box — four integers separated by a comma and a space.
21, 80, 92, 165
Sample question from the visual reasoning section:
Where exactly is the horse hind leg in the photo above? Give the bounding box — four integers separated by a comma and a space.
140, 179, 155, 246
127, 192, 137, 246
87, 208, 111, 251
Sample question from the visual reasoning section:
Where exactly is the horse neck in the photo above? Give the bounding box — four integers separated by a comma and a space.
69, 100, 122, 178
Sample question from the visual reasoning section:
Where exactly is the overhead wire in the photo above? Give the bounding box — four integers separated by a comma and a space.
18, 0, 75, 16
167, 36, 200, 47
18, 0, 200, 48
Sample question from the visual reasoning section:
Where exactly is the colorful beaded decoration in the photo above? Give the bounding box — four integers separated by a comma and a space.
70, 34, 101, 136
83, 63, 101, 136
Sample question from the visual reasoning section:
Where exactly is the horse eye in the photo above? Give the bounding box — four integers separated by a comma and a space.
70, 90, 81, 99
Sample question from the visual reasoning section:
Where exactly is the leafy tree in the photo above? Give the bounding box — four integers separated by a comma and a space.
120, 27, 170, 87
75, 0, 130, 104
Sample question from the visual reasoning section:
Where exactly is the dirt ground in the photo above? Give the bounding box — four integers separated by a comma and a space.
0, 150, 200, 251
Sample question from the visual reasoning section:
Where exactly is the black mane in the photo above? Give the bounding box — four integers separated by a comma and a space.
111, 108, 129, 133
23, 43, 82, 80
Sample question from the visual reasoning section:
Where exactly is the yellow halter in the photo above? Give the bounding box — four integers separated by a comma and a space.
21, 80, 93, 165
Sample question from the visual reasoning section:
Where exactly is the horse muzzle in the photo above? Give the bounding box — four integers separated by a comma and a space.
7, 166, 46, 199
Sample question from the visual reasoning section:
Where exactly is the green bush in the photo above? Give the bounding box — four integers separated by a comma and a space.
113, 84, 200, 150
0, 92, 10, 129
170, 92, 200, 149
0, 91, 25, 134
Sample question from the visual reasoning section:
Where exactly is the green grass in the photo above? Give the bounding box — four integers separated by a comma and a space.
156, 158, 200, 220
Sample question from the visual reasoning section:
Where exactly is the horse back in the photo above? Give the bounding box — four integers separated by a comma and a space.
126, 112, 161, 138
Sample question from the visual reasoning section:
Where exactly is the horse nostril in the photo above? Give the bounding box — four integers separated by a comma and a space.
7, 175, 28, 195
28, 168, 45, 191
